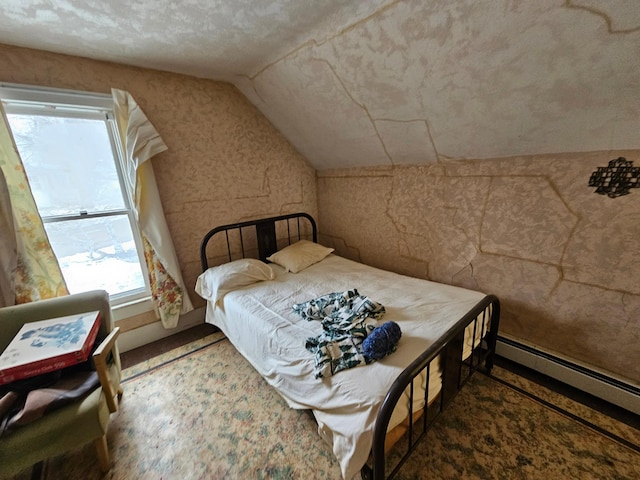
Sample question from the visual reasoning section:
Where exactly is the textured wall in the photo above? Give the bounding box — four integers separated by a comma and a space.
2, 44, 637, 385
0, 43, 317, 310
317, 152, 640, 383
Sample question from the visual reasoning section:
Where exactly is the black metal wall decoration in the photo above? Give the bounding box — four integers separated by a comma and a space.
588, 157, 640, 198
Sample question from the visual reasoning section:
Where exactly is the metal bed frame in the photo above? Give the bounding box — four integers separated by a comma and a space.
200, 212, 317, 270
200, 212, 500, 480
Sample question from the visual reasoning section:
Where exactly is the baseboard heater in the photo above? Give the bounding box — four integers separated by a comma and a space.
496, 335, 640, 416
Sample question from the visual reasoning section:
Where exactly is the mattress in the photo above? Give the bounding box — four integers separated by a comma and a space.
202, 254, 487, 479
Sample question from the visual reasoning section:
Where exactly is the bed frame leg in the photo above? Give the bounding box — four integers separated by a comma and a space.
360, 464, 373, 480
483, 296, 501, 376
484, 356, 495, 375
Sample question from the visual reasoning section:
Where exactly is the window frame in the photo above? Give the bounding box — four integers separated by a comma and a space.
0, 83, 152, 307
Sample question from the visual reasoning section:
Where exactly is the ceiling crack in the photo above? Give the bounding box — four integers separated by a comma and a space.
564, 0, 640, 34
310, 56, 394, 165
247, 0, 404, 80
247, 38, 320, 81
370, 116, 441, 163
424, 118, 441, 163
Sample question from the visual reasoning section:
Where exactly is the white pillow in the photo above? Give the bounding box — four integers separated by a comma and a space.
267, 240, 334, 273
195, 258, 275, 305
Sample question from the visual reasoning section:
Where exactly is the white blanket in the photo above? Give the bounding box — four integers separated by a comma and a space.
203, 255, 487, 479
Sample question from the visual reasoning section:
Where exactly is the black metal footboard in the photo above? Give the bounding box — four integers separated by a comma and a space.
365, 295, 501, 480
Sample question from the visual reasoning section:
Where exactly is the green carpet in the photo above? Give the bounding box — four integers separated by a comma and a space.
9, 333, 640, 479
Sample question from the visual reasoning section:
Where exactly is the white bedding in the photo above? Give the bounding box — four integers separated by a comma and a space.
201, 254, 488, 479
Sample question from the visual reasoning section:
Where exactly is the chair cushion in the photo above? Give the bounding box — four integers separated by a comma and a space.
0, 361, 119, 477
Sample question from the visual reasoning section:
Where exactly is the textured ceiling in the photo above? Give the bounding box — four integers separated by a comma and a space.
0, 0, 638, 169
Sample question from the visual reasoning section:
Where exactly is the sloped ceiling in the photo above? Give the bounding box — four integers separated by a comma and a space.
0, 0, 638, 169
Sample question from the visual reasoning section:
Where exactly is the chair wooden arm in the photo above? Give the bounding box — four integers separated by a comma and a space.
92, 326, 121, 414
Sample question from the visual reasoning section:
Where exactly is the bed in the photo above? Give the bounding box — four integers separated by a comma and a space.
196, 213, 500, 480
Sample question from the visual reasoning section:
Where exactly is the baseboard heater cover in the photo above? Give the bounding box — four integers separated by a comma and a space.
496, 335, 640, 416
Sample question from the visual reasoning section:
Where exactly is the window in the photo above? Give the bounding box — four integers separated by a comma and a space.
1, 84, 150, 306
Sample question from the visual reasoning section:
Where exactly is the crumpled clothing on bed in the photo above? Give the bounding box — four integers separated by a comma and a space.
293, 289, 386, 379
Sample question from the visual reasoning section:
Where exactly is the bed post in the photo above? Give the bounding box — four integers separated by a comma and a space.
483, 296, 501, 375
441, 330, 465, 407
255, 220, 277, 261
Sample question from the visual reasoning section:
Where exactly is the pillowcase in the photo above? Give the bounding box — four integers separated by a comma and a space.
266, 240, 334, 273
194, 258, 275, 305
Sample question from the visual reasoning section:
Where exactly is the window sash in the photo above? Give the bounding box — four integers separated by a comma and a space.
1, 84, 151, 305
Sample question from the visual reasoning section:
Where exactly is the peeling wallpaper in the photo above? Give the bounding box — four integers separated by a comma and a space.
317, 153, 640, 383
0, 43, 317, 310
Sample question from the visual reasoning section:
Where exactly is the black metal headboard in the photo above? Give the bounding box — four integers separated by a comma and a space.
200, 212, 317, 271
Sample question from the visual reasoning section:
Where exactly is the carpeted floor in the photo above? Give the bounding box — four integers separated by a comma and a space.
9, 332, 640, 480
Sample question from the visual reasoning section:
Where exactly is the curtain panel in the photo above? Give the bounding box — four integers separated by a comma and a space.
0, 167, 17, 307
0, 104, 69, 306
111, 89, 193, 328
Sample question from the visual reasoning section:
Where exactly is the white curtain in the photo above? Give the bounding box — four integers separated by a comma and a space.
112, 89, 193, 328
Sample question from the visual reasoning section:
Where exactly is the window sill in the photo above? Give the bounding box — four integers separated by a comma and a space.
112, 296, 154, 322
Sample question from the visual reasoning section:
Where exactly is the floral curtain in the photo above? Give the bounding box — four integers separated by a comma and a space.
0, 167, 17, 307
111, 89, 193, 328
0, 103, 68, 306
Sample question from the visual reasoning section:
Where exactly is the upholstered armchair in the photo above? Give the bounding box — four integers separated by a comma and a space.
0, 290, 122, 477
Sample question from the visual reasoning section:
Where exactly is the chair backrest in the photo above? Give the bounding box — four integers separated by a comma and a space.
0, 290, 114, 352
